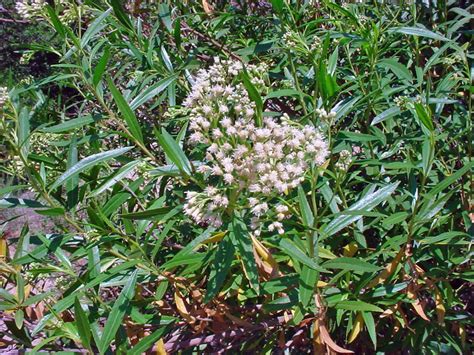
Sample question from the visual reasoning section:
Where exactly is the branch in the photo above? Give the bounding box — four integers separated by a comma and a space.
164, 314, 292, 352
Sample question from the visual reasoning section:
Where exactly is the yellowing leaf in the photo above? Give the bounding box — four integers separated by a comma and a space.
156, 338, 167, 355
366, 249, 403, 288
251, 235, 279, 277
435, 287, 445, 324
343, 241, 358, 257
203, 231, 226, 244
0, 237, 6, 260
316, 280, 328, 287
174, 290, 195, 324
348, 312, 364, 343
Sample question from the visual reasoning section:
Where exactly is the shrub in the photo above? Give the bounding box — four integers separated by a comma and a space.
0, 1, 472, 353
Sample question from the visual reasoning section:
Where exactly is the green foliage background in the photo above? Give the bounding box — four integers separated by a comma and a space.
0, 0, 472, 353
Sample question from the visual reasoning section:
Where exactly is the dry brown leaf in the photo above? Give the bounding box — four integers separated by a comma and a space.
319, 322, 354, 354
202, 0, 213, 14
253, 249, 274, 278
347, 312, 364, 343
312, 319, 327, 353
366, 249, 404, 288
407, 284, 430, 322
380, 307, 395, 319
225, 312, 254, 328
174, 290, 196, 324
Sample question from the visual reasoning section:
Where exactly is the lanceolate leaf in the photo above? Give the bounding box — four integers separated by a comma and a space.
390, 26, 449, 41
50, 147, 133, 190
205, 234, 235, 302
89, 160, 140, 197
333, 300, 383, 313
107, 78, 144, 144
129, 75, 177, 110
74, 297, 92, 350
322, 257, 381, 273
279, 239, 328, 273
41, 115, 97, 133
229, 216, 259, 292
298, 185, 314, 226
156, 128, 192, 175
322, 182, 399, 238
99, 270, 138, 354
128, 325, 173, 355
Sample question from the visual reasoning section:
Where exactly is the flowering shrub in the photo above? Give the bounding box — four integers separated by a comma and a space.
0, 1, 472, 353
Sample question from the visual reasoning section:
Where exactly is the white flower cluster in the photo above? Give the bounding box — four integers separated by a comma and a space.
309, 37, 322, 52
0, 87, 9, 107
315, 107, 336, 124
15, 0, 45, 19
184, 187, 228, 228
181, 59, 329, 233
197, 116, 328, 195
335, 150, 352, 171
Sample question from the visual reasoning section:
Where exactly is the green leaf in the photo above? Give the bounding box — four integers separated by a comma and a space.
74, 297, 92, 350
264, 89, 300, 100
371, 107, 401, 125
241, 69, 263, 126
15, 309, 24, 329
299, 265, 318, 307
229, 217, 259, 293
333, 300, 383, 313
419, 231, 468, 245
322, 257, 381, 273
130, 75, 177, 110
426, 161, 473, 197
129, 325, 172, 355
45, 5, 65, 38
414, 103, 434, 131
298, 185, 314, 227
34, 207, 65, 216
18, 107, 30, 157
40, 115, 97, 133
110, 0, 133, 30
390, 26, 449, 41
81, 9, 112, 48
328, 46, 339, 76
362, 312, 377, 348
158, 3, 173, 32
318, 61, 338, 101
99, 270, 138, 354
66, 136, 79, 209
107, 78, 144, 144
279, 239, 327, 273
422, 136, 435, 176
205, 235, 235, 302
90, 160, 140, 197
270, 0, 284, 13
156, 128, 192, 176
50, 146, 133, 190
377, 58, 413, 82
93, 47, 110, 87
322, 183, 399, 238
121, 207, 174, 220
